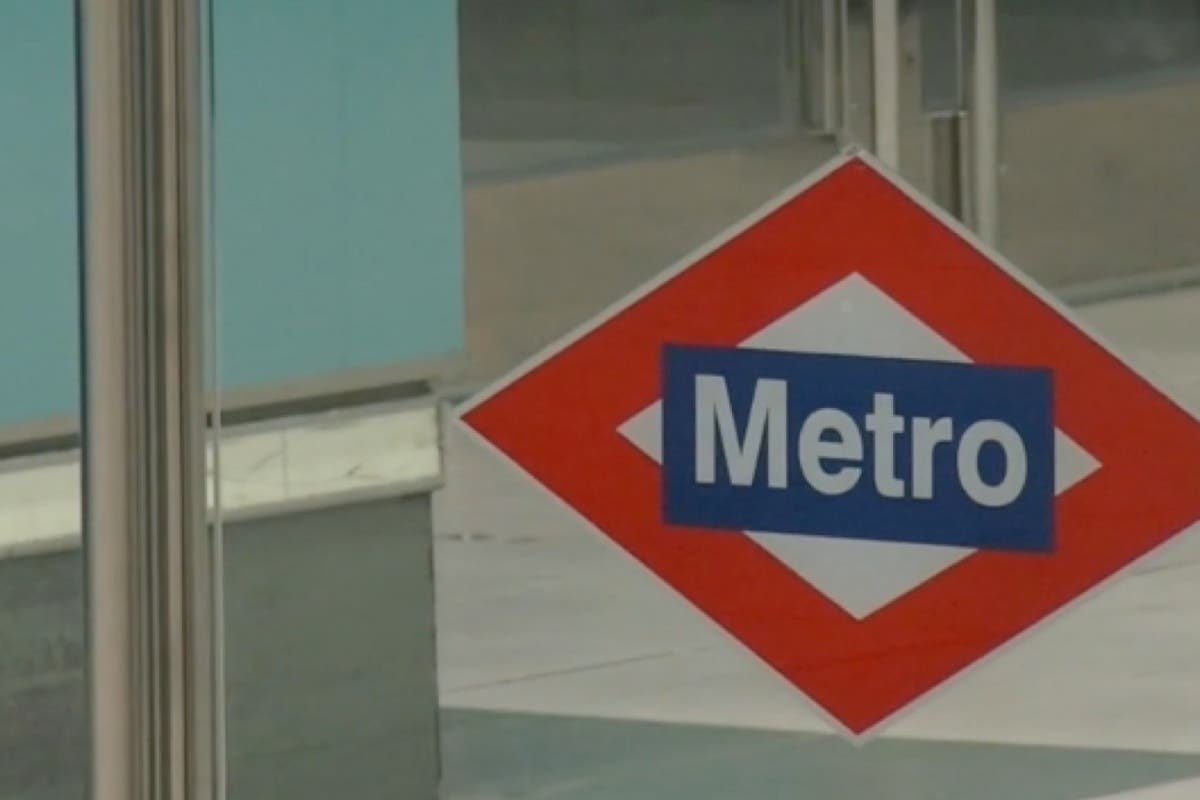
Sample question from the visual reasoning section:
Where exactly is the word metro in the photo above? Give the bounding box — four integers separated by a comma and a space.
661, 345, 1055, 552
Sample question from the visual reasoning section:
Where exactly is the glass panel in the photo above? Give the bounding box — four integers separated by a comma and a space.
211, 0, 455, 796
460, 0, 787, 181
457, 0, 838, 386
998, 0, 1200, 288
205, 1, 1200, 797
440, 3, 1200, 799
1001, 0, 1200, 95
0, 3, 86, 797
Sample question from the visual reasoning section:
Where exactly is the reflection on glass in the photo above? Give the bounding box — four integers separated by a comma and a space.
460, 0, 785, 180
457, 0, 839, 387
441, 2, 1200, 799
1001, 0, 1200, 100
996, 0, 1200, 288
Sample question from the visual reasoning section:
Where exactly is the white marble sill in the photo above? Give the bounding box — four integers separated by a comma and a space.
0, 399, 441, 560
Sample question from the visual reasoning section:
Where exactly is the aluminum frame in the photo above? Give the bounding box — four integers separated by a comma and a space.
77, 0, 219, 797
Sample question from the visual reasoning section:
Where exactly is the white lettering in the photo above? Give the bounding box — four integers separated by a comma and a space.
691, 378, 1031, 509
694, 375, 787, 488
911, 417, 954, 500
797, 409, 864, 495
865, 393, 906, 498
957, 420, 1028, 507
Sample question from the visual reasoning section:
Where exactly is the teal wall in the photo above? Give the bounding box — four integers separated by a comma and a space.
214, 0, 463, 388
0, 0, 463, 427
0, 2, 79, 423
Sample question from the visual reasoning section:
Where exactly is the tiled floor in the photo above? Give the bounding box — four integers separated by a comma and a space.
441, 710, 1200, 800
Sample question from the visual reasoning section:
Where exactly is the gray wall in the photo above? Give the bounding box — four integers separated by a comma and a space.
0, 494, 439, 800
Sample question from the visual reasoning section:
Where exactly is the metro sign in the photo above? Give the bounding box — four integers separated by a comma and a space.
661, 346, 1054, 552
458, 153, 1200, 737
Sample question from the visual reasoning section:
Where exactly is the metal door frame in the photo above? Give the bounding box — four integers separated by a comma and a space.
77, 0, 220, 797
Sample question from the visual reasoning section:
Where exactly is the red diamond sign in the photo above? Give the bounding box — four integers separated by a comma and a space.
457, 153, 1200, 738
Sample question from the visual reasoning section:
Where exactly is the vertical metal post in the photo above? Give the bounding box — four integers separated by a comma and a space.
838, 0, 876, 150
925, 1, 973, 221
969, 0, 999, 244
870, 0, 901, 168
929, 111, 966, 216
915, 0, 999, 237
835, 0, 926, 184
781, 0, 841, 135
77, 0, 217, 798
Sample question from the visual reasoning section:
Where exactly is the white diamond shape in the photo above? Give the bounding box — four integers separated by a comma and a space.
618, 274, 1101, 620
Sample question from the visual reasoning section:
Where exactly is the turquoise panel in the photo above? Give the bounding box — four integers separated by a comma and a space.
0, 1, 79, 422
213, 0, 464, 388
0, 0, 463, 428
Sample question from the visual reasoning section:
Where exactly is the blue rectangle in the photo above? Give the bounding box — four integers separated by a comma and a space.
661, 345, 1055, 552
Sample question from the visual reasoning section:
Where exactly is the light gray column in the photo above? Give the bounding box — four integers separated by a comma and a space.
838, 0, 876, 150
969, 0, 1000, 244
870, 0, 901, 168
77, 0, 218, 798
